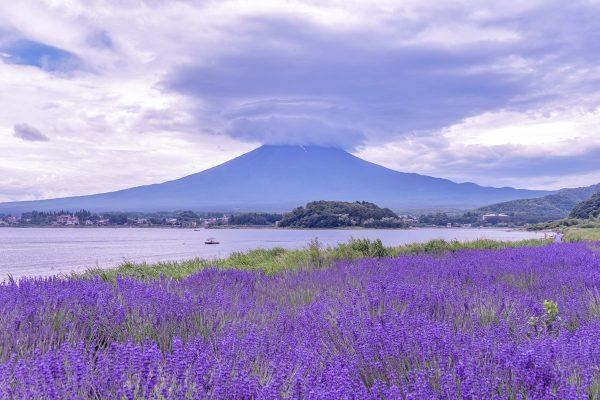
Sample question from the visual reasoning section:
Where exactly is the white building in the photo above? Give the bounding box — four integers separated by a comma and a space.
482, 213, 509, 222
6, 216, 20, 224
56, 215, 79, 225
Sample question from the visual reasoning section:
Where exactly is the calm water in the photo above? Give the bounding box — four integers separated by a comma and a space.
0, 227, 546, 279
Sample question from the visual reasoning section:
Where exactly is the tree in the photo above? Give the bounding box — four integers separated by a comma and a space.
108, 213, 128, 225
75, 209, 91, 222
279, 201, 406, 228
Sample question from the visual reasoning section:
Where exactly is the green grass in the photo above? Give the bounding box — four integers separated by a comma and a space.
531, 218, 600, 231
564, 228, 600, 242
529, 218, 600, 242
78, 237, 552, 281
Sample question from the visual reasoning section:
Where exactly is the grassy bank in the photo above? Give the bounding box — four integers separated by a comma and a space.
529, 218, 600, 242
531, 218, 600, 231
564, 227, 600, 242
80, 237, 552, 281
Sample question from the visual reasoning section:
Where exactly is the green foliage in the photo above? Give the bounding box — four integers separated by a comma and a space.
391, 238, 551, 256
78, 237, 551, 281
20, 210, 89, 225
544, 300, 560, 324
228, 213, 283, 226
564, 228, 600, 242
417, 212, 452, 226
529, 218, 588, 231
335, 238, 389, 258
570, 193, 600, 219
279, 200, 406, 228
528, 300, 561, 336
74, 209, 91, 221
416, 212, 483, 226
478, 183, 600, 223
108, 213, 129, 225
14, 209, 234, 227
177, 210, 199, 221
307, 238, 328, 269
530, 219, 600, 243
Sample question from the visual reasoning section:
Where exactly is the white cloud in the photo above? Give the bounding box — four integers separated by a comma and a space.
356, 106, 600, 189
442, 108, 600, 154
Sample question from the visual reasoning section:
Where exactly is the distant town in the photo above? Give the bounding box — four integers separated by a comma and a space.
0, 210, 237, 228
0, 206, 515, 229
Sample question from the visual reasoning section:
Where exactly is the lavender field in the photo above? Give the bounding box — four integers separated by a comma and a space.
1, 243, 600, 399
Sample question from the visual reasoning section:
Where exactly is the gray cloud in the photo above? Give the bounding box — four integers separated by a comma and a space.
86, 30, 115, 50
165, 18, 526, 149
162, 3, 600, 150
228, 115, 365, 149
13, 123, 49, 142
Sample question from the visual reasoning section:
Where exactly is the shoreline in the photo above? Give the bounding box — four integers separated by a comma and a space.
0, 227, 548, 280
0, 224, 532, 231
74, 236, 554, 281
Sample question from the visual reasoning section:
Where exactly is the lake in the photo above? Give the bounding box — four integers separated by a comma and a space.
0, 227, 547, 280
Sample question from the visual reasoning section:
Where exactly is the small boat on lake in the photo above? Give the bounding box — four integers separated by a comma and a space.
204, 237, 220, 245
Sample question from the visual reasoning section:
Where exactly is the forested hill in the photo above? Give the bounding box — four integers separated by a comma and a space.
570, 193, 600, 219
477, 183, 600, 222
278, 201, 407, 228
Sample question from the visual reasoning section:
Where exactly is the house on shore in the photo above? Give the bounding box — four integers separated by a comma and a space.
56, 215, 79, 225
6, 216, 20, 225
482, 213, 509, 223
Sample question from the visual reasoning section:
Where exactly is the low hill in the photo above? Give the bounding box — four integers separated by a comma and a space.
477, 183, 600, 223
0, 145, 550, 213
278, 201, 406, 228
570, 193, 600, 219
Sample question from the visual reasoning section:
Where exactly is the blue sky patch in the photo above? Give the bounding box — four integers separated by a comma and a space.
2, 39, 81, 72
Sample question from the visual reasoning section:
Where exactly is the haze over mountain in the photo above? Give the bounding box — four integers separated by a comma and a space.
0, 145, 551, 213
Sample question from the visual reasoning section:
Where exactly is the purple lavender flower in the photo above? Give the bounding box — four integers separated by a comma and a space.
1, 243, 599, 398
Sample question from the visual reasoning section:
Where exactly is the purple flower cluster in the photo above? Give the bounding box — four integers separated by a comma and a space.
1, 243, 600, 399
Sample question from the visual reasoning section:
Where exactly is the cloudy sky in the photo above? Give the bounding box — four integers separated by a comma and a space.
1, 0, 599, 202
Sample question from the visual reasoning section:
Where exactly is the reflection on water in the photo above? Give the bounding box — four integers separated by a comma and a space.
0, 227, 546, 279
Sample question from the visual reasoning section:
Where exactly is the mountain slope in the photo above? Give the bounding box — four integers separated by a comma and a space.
478, 183, 600, 222
0, 145, 551, 213
570, 193, 600, 219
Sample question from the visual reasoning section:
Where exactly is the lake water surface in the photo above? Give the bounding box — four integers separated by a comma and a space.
0, 227, 546, 279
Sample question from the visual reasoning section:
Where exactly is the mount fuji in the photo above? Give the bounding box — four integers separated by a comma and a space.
0, 145, 551, 213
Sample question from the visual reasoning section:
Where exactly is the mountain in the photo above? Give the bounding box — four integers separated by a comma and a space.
477, 183, 600, 222
569, 193, 600, 219
0, 145, 551, 213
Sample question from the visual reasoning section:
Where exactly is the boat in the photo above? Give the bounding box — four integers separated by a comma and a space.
204, 237, 220, 245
